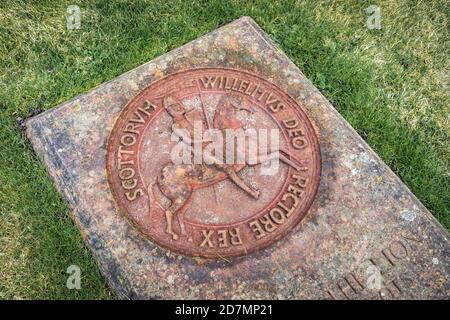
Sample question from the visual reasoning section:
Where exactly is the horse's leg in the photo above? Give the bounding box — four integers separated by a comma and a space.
223, 166, 260, 199
254, 150, 307, 172
176, 195, 192, 236
164, 209, 177, 240
158, 164, 195, 240
166, 195, 188, 240
164, 185, 192, 240
165, 196, 187, 240
204, 151, 259, 199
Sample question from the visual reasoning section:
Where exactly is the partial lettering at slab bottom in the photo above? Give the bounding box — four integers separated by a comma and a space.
106, 68, 321, 258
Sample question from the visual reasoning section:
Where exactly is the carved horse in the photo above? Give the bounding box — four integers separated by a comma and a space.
148, 93, 304, 240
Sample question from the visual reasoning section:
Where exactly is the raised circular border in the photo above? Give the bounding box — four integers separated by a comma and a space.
106, 67, 321, 258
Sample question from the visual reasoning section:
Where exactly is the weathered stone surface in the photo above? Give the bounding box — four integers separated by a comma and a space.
26, 17, 449, 299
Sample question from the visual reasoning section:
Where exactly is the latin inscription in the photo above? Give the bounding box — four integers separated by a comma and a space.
115, 100, 156, 201
248, 174, 308, 239
196, 174, 309, 248
199, 228, 243, 248
325, 232, 422, 300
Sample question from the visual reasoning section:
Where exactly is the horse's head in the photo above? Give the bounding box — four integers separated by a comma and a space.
227, 94, 256, 114
214, 93, 255, 130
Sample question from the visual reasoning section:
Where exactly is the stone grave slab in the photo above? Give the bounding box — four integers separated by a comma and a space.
26, 16, 449, 299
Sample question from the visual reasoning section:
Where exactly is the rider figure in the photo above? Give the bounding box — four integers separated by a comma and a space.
164, 94, 260, 199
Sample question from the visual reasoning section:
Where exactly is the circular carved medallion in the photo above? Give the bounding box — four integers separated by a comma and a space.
106, 68, 320, 258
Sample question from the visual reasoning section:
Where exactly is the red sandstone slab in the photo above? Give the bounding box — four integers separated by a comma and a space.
26, 17, 449, 299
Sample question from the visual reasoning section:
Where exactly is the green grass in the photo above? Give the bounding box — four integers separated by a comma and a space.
0, 0, 448, 299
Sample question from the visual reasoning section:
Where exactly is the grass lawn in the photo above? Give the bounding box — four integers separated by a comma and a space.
0, 0, 448, 299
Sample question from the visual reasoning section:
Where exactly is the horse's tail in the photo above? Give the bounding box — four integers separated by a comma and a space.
147, 182, 164, 215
